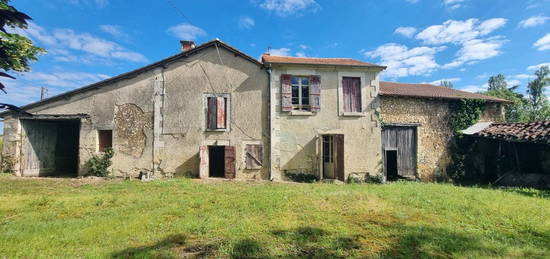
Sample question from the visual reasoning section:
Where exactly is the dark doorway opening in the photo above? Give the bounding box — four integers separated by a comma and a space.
55, 120, 80, 176
385, 150, 398, 181
208, 146, 225, 178
21, 118, 80, 177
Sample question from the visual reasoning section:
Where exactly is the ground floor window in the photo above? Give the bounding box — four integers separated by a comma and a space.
98, 130, 112, 152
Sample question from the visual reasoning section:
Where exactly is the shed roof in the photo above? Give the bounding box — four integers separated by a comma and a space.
379, 81, 511, 103
262, 54, 386, 68
0, 39, 262, 117
470, 121, 550, 145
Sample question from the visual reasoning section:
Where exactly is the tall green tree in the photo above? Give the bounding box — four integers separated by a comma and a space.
0, 0, 45, 93
526, 66, 550, 121
440, 80, 454, 88
485, 74, 529, 122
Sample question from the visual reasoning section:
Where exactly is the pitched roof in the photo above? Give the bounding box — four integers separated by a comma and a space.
379, 81, 511, 103
471, 121, 550, 144
262, 54, 385, 68
0, 39, 262, 117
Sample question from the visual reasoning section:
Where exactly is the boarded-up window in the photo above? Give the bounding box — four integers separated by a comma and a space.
98, 130, 112, 152
342, 77, 361, 112
206, 95, 228, 130
245, 144, 263, 169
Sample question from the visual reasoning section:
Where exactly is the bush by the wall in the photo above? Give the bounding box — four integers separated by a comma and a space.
285, 172, 319, 183
86, 148, 114, 177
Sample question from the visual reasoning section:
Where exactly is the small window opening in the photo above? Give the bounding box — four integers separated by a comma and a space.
98, 130, 112, 152
291, 76, 311, 111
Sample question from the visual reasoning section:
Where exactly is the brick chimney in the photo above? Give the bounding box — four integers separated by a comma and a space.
180, 40, 195, 52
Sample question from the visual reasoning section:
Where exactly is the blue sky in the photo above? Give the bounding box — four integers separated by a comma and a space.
1, 0, 549, 107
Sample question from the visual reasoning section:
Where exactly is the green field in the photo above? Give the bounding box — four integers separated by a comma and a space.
0, 174, 549, 258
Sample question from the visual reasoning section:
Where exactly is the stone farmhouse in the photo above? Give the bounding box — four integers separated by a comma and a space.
0, 39, 508, 182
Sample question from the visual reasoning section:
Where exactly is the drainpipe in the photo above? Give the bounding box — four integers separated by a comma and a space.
266, 65, 274, 181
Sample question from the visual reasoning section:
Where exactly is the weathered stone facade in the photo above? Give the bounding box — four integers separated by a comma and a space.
380, 96, 504, 181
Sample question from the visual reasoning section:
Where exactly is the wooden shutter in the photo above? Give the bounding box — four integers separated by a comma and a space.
199, 145, 209, 179
207, 97, 217, 129
245, 144, 263, 169
224, 146, 236, 179
281, 74, 292, 112
310, 75, 321, 112
352, 78, 361, 112
216, 97, 226, 129
335, 134, 345, 181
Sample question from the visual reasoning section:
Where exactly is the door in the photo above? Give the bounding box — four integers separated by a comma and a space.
21, 120, 57, 176
322, 135, 335, 179
335, 134, 345, 181
381, 126, 417, 179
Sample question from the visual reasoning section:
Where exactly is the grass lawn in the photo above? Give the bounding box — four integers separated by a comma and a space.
0, 174, 549, 258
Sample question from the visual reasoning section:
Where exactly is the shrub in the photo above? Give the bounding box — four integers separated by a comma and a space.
1, 154, 15, 174
86, 148, 114, 177
285, 172, 319, 183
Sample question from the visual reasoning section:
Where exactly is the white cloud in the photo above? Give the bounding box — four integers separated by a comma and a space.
167, 23, 206, 40
461, 83, 488, 93
518, 15, 549, 28
416, 18, 507, 45
99, 25, 130, 41
404, 0, 419, 3
528, 62, 550, 70
258, 0, 320, 16
442, 0, 466, 10
239, 16, 255, 30
22, 72, 110, 88
394, 27, 417, 38
295, 51, 306, 57
66, 0, 109, 8
533, 33, 550, 51
269, 48, 291, 56
363, 43, 445, 78
443, 37, 506, 68
510, 74, 536, 80
428, 78, 461, 85
15, 22, 147, 63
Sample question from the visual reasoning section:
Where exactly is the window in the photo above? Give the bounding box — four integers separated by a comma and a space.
98, 130, 112, 152
291, 76, 310, 111
322, 135, 334, 163
205, 94, 229, 130
281, 74, 320, 112
245, 144, 263, 169
342, 77, 361, 113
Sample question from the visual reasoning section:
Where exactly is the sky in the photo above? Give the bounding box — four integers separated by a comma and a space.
0, 0, 549, 108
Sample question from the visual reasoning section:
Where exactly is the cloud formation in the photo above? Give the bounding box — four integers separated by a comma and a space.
257, 0, 320, 16
167, 23, 207, 41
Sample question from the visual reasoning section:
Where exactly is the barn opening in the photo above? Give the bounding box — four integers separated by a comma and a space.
208, 146, 225, 178
20, 117, 80, 177
382, 125, 417, 181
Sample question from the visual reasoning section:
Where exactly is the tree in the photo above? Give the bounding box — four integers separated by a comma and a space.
485, 74, 529, 123
440, 80, 454, 88
526, 66, 550, 121
0, 0, 45, 93
488, 74, 508, 91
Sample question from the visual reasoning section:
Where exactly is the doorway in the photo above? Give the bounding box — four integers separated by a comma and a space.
321, 134, 344, 181
208, 146, 225, 178
385, 150, 398, 181
21, 119, 80, 177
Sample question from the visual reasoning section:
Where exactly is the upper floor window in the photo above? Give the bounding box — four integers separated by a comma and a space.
205, 94, 229, 131
291, 76, 310, 111
281, 74, 320, 113
342, 77, 361, 113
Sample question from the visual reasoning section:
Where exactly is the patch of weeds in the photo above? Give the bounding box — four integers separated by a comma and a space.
86, 148, 114, 177
28, 197, 52, 208
285, 172, 319, 183
347, 174, 385, 184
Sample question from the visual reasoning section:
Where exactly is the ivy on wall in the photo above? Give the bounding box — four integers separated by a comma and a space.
450, 99, 486, 133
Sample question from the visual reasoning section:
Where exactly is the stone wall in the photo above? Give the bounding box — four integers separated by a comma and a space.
380, 96, 504, 181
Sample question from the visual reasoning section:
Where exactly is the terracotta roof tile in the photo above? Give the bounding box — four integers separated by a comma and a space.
474, 121, 550, 144
379, 81, 511, 103
262, 54, 385, 68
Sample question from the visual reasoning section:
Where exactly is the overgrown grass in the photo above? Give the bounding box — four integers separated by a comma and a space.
0, 175, 549, 258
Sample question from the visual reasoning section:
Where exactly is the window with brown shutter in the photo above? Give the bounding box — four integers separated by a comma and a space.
205, 94, 229, 130
245, 144, 263, 169
342, 77, 361, 112
98, 130, 112, 152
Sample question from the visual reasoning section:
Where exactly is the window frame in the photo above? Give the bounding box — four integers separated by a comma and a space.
338, 72, 368, 116
290, 75, 311, 111
204, 93, 231, 132
244, 143, 263, 170
97, 129, 113, 152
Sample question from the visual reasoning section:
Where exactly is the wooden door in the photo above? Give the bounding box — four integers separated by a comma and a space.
21, 120, 57, 176
335, 134, 345, 181
224, 146, 236, 179
381, 126, 417, 178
